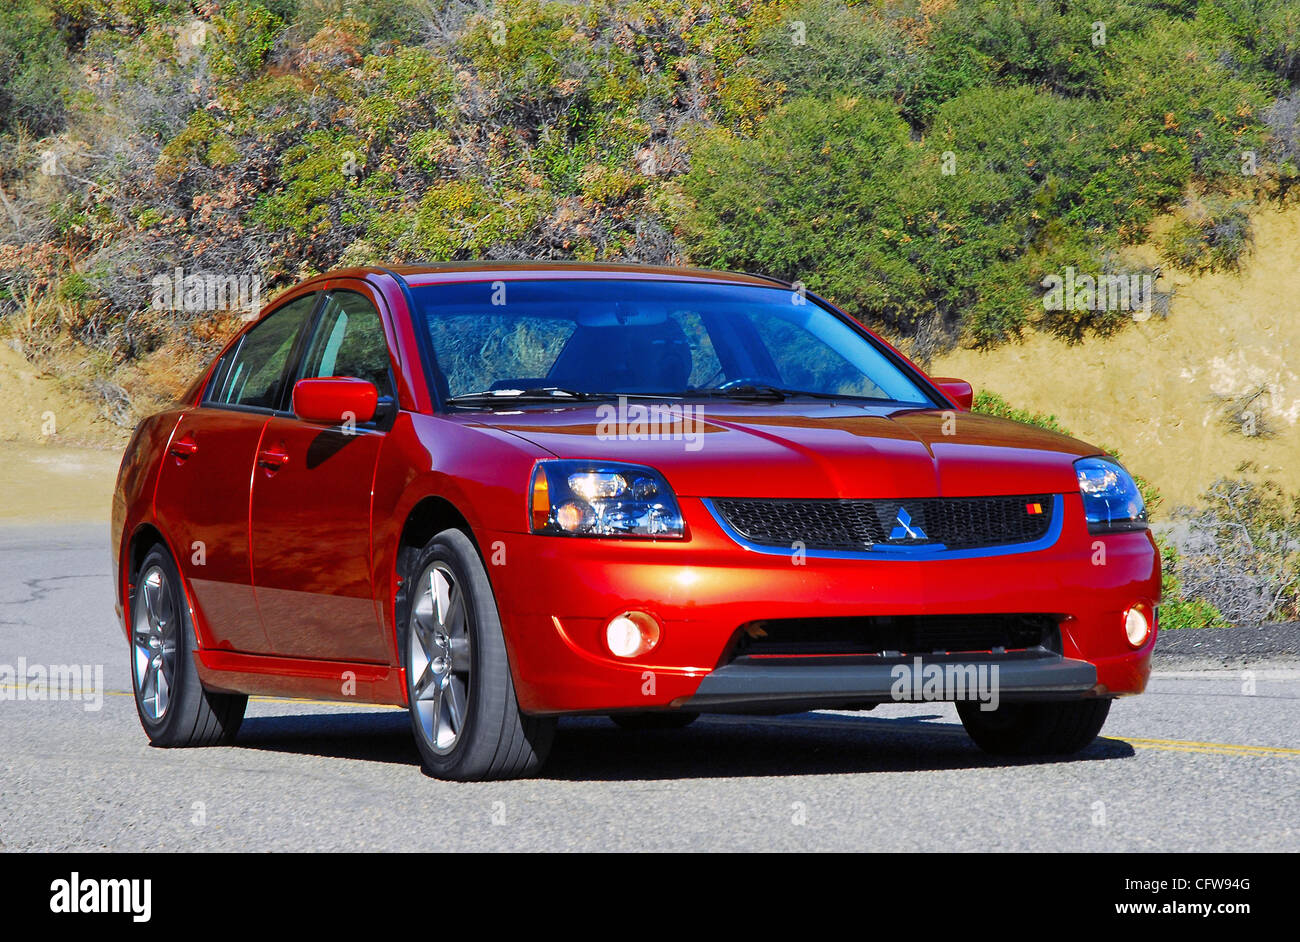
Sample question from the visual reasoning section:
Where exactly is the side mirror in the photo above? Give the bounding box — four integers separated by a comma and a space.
293, 377, 379, 425
931, 377, 973, 412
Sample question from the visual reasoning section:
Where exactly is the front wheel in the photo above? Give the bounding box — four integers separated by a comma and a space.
403, 528, 555, 780
130, 545, 246, 746
956, 699, 1111, 756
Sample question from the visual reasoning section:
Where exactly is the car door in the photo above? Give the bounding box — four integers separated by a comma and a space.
249, 285, 397, 663
153, 291, 320, 653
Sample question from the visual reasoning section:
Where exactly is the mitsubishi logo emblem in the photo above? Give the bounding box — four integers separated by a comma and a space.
890, 507, 927, 540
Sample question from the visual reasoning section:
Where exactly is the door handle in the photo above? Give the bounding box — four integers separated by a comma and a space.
257, 443, 290, 472
168, 435, 198, 462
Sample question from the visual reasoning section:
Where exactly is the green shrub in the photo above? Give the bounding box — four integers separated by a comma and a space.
930, 0, 1114, 98
356, 46, 456, 141
754, 0, 986, 125
156, 111, 241, 180
50, 0, 190, 31
210, 0, 286, 82
679, 95, 1039, 340
1257, 1, 1300, 83
377, 179, 547, 260
1102, 16, 1270, 180
279, 0, 428, 45
971, 390, 1072, 435
0, 1, 70, 134
252, 129, 366, 236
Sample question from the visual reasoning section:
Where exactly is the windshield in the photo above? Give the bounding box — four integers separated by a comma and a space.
410, 279, 935, 408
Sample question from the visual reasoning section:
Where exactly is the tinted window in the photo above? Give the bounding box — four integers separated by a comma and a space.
297, 290, 395, 398
207, 293, 317, 409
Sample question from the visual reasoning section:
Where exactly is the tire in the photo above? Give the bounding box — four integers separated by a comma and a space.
403, 528, 555, 780
956, 698, 1111, 756
130, 544, 246, 747
609, 712, 699, 731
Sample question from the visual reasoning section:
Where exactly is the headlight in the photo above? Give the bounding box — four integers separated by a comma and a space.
529, 460, 685, 538
1074, 456, 1147, 533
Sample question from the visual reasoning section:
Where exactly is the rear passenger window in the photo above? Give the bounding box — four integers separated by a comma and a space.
207, 293, 317, 409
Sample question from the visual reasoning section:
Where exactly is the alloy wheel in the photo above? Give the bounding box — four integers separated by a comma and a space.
409, 563, 473, 755
132, 565, 178, 721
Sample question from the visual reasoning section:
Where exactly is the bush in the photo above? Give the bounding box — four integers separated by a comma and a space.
677, 85, 1155, 346
1156, 535, 1229, 629
930, 0, 1113, 98
280, 0, 429, 46
1170, 474, 1300, 624
156, 111, 241, 180
251, 129, 366, 238
754, 0, 987, 126
0, 1, 70, 135
677, 95, 1045, 343
971, 390, 1072, 435
1160, 195, 1254, 273
210, 0, 287, 82
1102, 16, 1270, 181
1258, 1, 1300, 83
50, 0, 191, 31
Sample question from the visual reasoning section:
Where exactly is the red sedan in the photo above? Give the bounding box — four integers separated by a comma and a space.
112, 263, 1159, 780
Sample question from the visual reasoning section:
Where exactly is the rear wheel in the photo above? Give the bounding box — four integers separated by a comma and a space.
403, 529, 554, 780
130, 545, 246, 746
609, 712, 699, 731
956, 699, 1111, 756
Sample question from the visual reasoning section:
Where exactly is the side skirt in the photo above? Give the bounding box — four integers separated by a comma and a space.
195, 649, 407, 706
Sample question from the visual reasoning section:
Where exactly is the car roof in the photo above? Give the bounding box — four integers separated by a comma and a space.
306, 260, 791, 290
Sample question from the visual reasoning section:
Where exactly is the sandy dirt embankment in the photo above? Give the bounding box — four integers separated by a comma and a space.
0, 343, 124, 524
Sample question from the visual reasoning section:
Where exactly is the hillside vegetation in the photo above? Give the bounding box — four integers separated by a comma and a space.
3, 1, 1299, 380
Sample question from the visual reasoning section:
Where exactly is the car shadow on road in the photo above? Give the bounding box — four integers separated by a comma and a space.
237, 710, 421, 765
234, 709, 1136, 779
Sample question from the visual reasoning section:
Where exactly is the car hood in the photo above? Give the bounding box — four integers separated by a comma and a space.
471, 402, 1101, 499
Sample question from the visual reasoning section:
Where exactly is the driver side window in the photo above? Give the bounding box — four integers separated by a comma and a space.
297, 290, 396, 399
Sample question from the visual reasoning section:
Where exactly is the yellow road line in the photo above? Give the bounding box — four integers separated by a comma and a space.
1124, 737, 1300, 758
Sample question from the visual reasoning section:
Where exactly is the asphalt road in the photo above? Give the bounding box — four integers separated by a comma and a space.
2, 523, 1296, 852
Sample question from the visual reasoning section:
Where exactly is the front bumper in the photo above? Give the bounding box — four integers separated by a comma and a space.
483, 493, 1160, 715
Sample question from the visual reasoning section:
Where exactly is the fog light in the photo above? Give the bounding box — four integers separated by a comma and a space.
605, 611, 660, 658
1124, 605, 1151, 648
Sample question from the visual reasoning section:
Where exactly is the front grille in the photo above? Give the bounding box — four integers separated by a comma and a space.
712, 494, 1054, 551
733, 614, 1059, 659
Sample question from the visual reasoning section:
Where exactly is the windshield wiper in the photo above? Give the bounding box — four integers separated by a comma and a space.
445, 386, 617, 407
685, 384, 848, 402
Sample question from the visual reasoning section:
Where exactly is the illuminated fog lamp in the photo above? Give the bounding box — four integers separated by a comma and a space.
1124, 605, 1152, 648
605, 611, 661, 658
